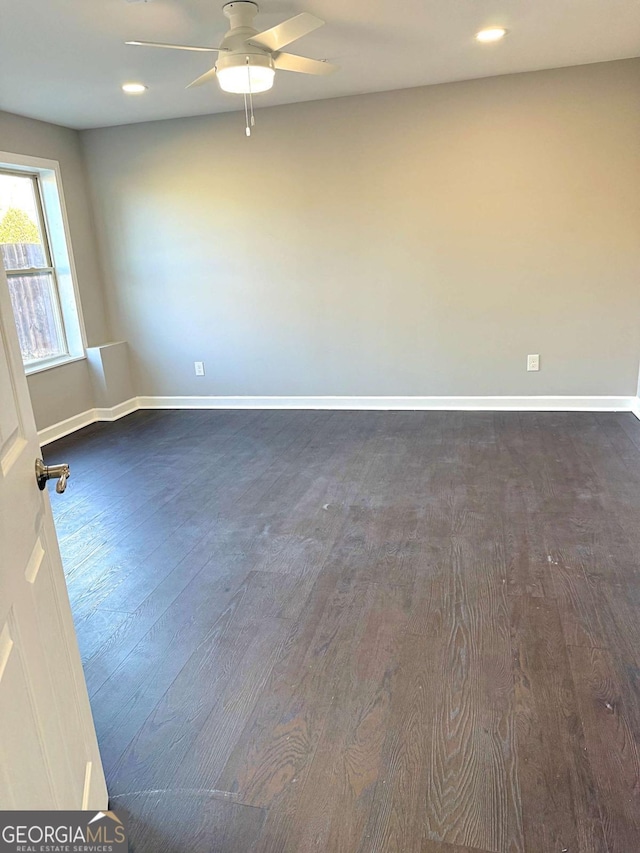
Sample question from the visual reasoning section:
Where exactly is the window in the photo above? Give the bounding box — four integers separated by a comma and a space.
0, 154, 86, 372
0, 171, 66, 364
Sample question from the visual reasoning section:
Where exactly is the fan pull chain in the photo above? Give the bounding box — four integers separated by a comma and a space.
246, 56, 255, 132
243, 91, 250, 136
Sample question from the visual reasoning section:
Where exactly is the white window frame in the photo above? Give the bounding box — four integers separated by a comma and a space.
0, 151, 87, 374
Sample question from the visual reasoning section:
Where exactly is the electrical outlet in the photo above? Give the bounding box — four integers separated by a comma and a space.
194, 361, 205, 376
527, 354, 540, 372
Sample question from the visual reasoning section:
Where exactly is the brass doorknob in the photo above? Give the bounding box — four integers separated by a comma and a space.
35, 458, 70, 493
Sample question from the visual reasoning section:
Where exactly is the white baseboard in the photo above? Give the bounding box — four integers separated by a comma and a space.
137, 395, 636, 412
38, 397, 138, 445
93, 397, 139, 422
39, 395, 640, 444
38, 409, 96, 446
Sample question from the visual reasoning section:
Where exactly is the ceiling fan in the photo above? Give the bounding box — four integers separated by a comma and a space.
126, 1, 338, 134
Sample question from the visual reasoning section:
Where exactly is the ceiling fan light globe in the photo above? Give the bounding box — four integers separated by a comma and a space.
217, 64, 275, 94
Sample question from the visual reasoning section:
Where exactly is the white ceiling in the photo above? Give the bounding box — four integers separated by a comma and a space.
1, 0, 639, 130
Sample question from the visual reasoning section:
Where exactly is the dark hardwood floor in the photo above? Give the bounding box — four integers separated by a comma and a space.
45, 410, 640, 853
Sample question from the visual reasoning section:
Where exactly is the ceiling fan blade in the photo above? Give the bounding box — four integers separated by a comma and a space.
126, 41, 226, 52
186, 66, 218, 89
274, 53, 338, 75
249, 13, 324, 52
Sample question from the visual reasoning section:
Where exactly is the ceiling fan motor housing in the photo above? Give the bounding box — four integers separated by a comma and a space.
217, 1, 274, 93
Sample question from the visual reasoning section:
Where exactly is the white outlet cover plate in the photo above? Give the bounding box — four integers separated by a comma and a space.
527, 354, 540, 371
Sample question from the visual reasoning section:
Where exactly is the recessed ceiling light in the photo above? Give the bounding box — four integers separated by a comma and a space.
122, 82, 148, 94
475, 27, 507, 43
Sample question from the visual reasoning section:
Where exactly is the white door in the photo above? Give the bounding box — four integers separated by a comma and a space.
0, 264, 107, 810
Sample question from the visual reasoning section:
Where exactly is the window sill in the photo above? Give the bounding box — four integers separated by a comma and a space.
25, 354, 86, 376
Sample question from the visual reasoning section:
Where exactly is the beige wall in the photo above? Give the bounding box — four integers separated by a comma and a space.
27, 359, 95, 430
3, 59, 640, 414
86, 341, 135, 409
82, 58, 640, 399
0, 110, 111, 428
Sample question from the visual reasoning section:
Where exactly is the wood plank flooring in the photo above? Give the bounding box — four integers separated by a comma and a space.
45, 410, 640, 853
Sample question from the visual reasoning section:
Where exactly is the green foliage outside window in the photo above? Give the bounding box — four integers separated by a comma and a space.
0, 208, 40, 244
